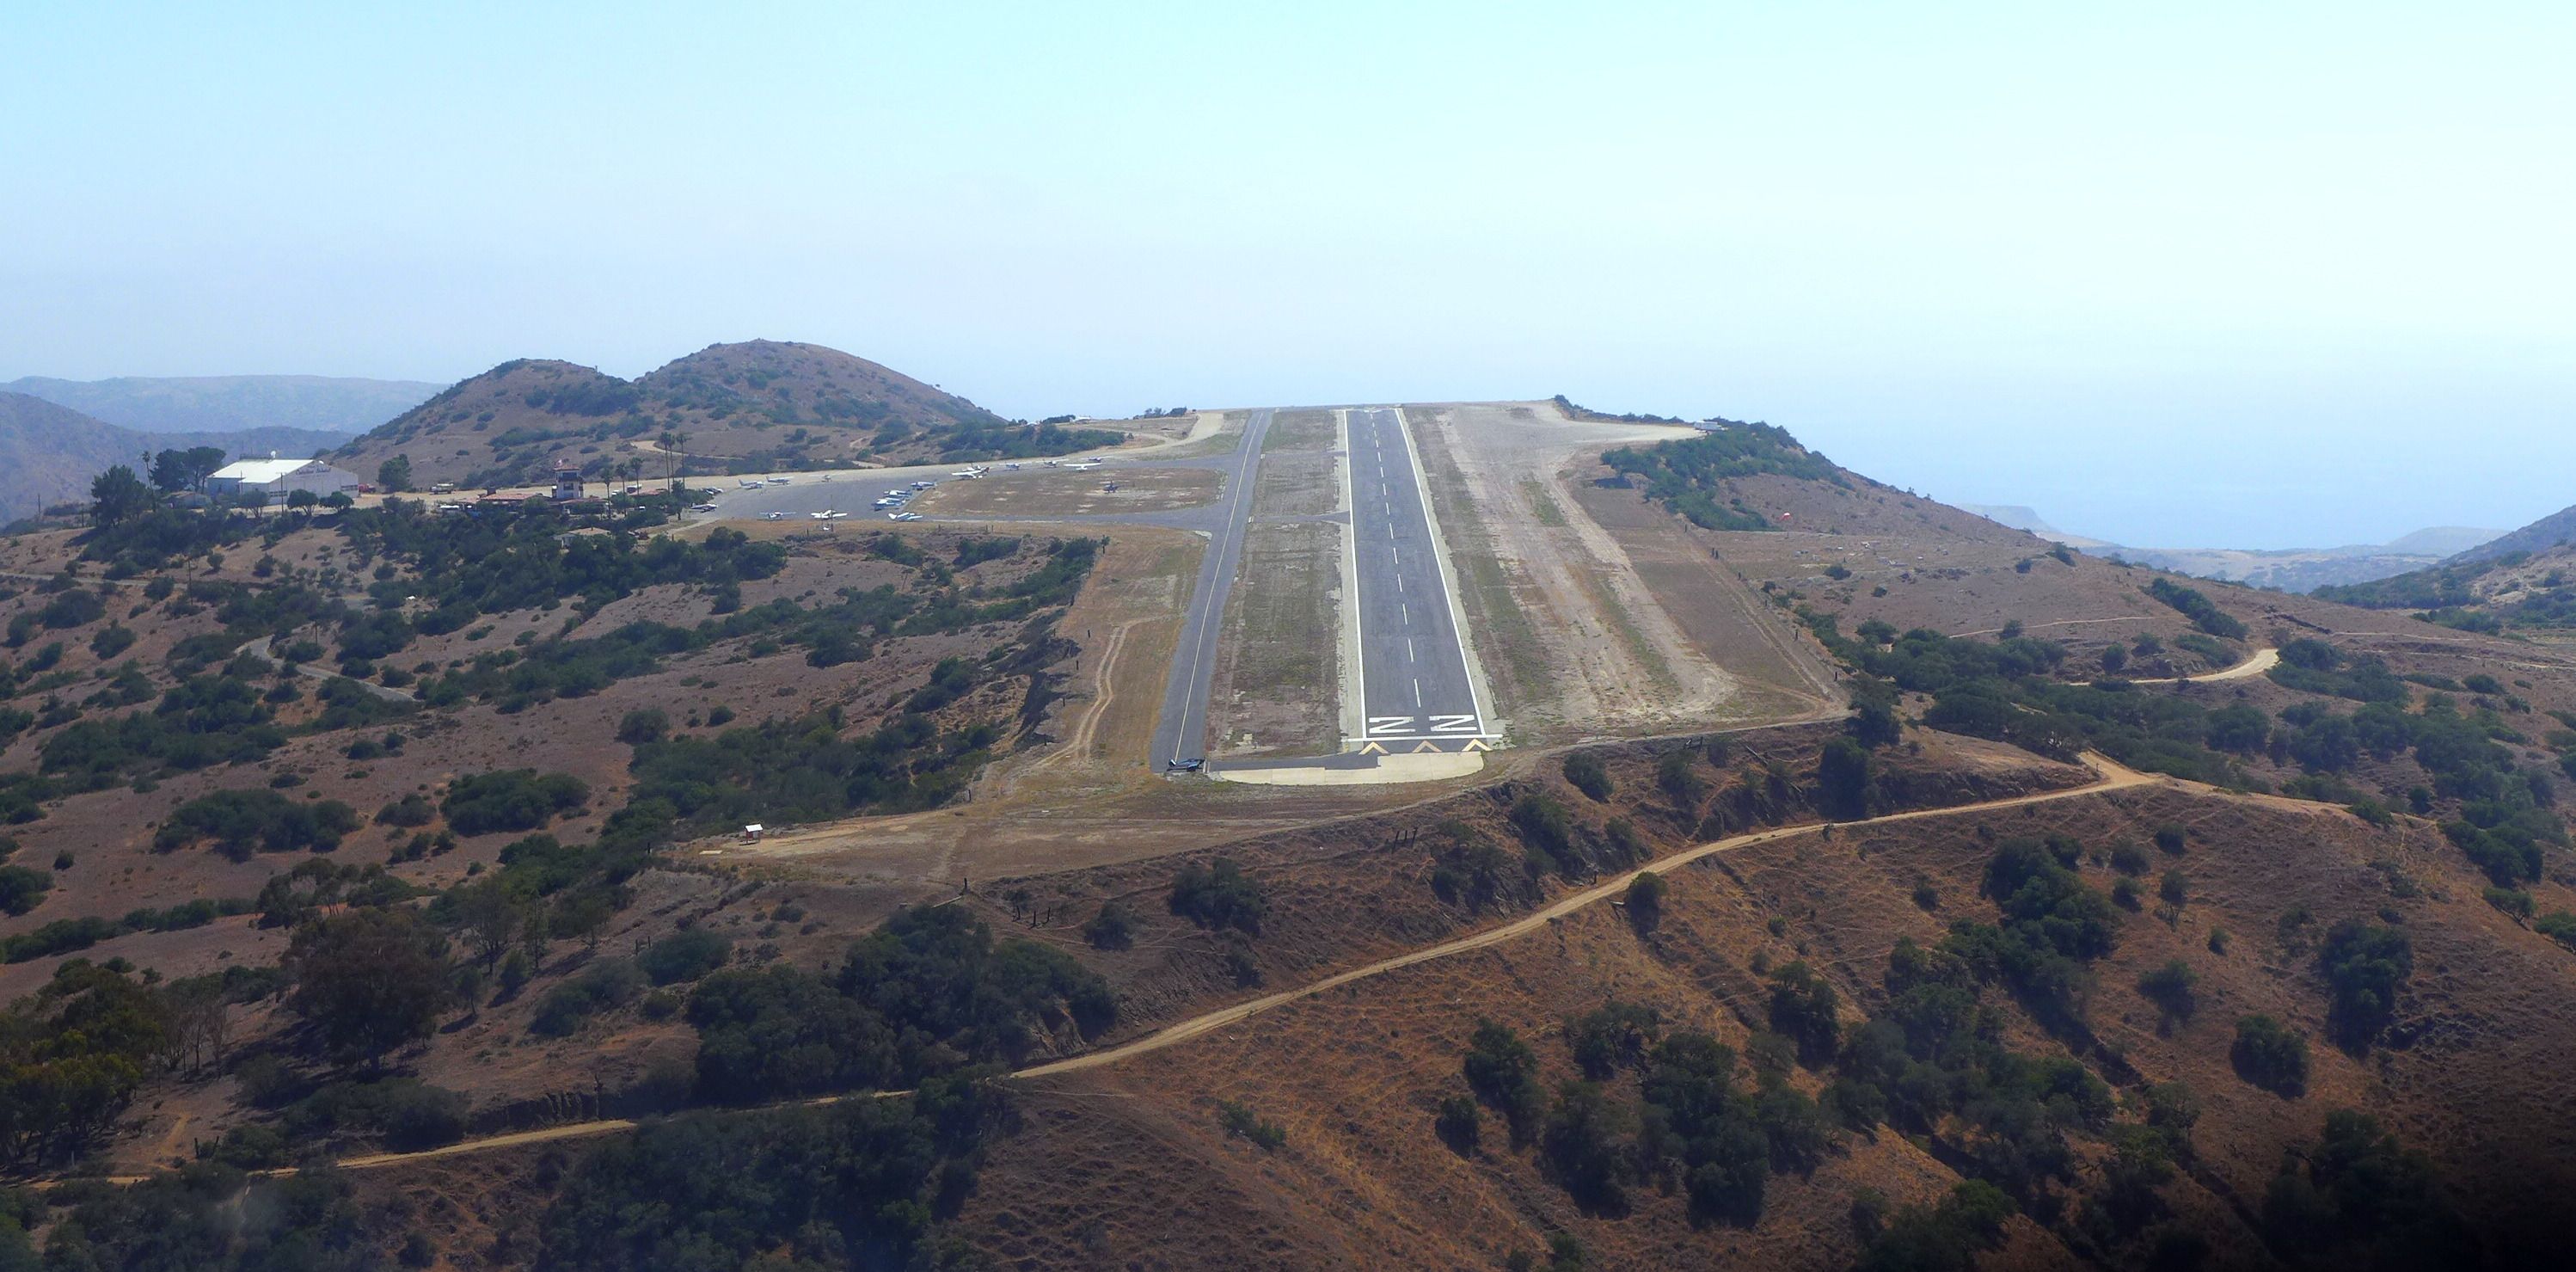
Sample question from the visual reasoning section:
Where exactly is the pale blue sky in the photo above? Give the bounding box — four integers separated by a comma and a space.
4, 2, 2569, 547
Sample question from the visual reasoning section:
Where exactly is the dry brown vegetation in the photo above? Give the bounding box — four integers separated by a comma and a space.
18, 397, 2576, 1272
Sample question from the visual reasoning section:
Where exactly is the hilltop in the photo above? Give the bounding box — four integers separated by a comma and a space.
333, 340, 1120, 489
3, 373, 438, 436
2312, 500, 2576, 634
0, 391, 352, 519
2449, 500, 2576, 565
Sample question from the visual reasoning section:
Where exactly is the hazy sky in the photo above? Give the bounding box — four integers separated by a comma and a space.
5, 2, 2569, 548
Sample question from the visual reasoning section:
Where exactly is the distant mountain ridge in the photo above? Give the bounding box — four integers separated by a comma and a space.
0, 391, 353, 520
3, 373, 439, 436
333, 339, 1115, 489
1959, 503, 2503, 593
1956, 504, 2112, 548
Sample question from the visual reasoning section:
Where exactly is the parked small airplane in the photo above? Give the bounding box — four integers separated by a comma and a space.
738, 479, 764, 489
766, 476, 791, 485
873, 497, 902, 508
888, 511, 924, 521
910, 480, 936, 489
762, 511, 787, 521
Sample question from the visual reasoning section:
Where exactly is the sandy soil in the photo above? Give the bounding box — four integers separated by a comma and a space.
1409, 401, 1790, 743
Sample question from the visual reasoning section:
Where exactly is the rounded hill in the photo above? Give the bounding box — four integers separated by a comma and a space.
334, 341, 1097, 490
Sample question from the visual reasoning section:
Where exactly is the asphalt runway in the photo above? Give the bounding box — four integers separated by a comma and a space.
685, 405, 1493, 770
1343, 407, 1491, 751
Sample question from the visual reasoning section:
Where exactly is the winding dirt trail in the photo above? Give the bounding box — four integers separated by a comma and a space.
115, 752, 2153, 1183
1042, 617, 1145, 768
1020, 751, 2149, 1078
2133, 646, 2279, 685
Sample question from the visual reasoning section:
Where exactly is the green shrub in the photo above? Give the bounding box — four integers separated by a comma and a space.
2146, 578, 2247, 639
1083, 901, 1136, 950
1218, 1099, 1287, 1150
2231, 1015, 2309, 1096
1854, 1181, 2015, 1272
684, 904, 1111, 1103
0, 865, 50, 917
637, 928, 731, 986
1655, 749, 1708, 805
1766, 962, 1841, 1066
375, 792, 435, 827
2136, 959, 2198, 1023
285, 1077, 467, 1150
154, 789, 360, 860
531, 958, 646, 1036
1624, 872, 1666, 933
535, 1078, 1001, 1272
2483, 887, 2535, 919
1169, 857, 1265, 934
1817, 737, 1872, 820
2318, 921, 2412, 1048
1436, 1092, 1481, 1154
1561, 753, 1612, 802
441, 769, 589, 836
2258, 1110, 2464, 1266
616, 708, 669, 746
1463, 1019, 1545, 1140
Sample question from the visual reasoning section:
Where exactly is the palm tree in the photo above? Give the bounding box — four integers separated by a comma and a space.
659, 431, 689, 492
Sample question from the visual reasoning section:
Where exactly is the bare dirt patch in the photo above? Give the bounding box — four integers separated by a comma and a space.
1249, 451, 1340, 520
1411, 401, 1774, 744
911, 468, 1219, 519
1261, 408, 1340, 454
1205, 521, 1341, 759
1573, 478, 1842, 715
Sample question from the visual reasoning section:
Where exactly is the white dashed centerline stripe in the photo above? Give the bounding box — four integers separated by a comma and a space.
1389, 406, 1490, 732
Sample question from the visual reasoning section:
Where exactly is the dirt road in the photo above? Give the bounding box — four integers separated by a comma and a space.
2132, 646, 2280, 684
144, 752, 2150, 1181
1017, 751, 2149, 1078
